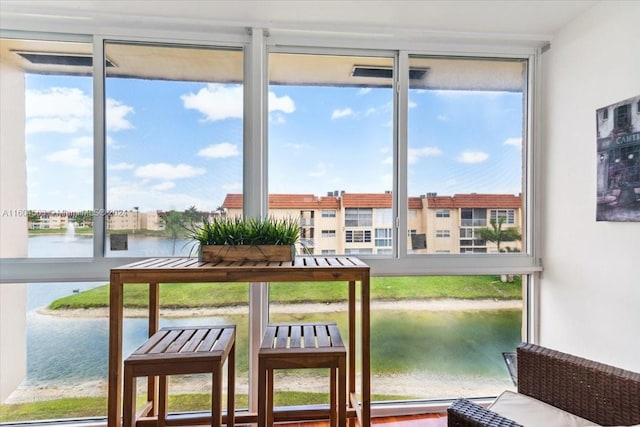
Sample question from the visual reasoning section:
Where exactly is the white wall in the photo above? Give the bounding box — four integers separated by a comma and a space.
0, 61, 28, 400
540, 0, 640, 371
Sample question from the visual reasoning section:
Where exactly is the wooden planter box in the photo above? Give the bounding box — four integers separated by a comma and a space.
200, 244, 295, 262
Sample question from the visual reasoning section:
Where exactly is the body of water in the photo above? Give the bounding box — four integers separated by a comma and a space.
28, 233, 194, 258
22, 233, 520, 395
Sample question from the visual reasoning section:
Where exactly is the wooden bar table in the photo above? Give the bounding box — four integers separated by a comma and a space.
107, 256, 370, 427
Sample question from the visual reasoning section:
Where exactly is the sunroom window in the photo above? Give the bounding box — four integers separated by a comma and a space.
1, 32, 534, 423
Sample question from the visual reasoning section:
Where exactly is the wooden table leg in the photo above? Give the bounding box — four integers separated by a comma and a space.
148, 282, 159, 415
361, 273, 370, 427
348, 281, 356, 427
108, 271, 123, 427
227, 341, 235, 427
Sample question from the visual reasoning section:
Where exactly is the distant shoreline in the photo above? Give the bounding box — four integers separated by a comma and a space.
38, 298, 522, 318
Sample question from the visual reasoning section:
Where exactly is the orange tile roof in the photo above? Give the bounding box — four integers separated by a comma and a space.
221, 194, 243, 209
408, 197, 423, 210
221, 194, 340, 210
426, 194, 522, 209
222, 193, 521, 210
342, 193, 392, 208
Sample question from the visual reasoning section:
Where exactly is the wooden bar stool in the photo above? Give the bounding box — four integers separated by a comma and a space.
123, 325, 235, 427
258, 322, 346, 427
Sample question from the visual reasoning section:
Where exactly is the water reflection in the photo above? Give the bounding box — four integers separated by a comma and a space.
28, 233, 194, 258
18, 235, 521, 407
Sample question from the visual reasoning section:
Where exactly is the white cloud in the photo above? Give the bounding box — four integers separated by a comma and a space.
152, 182, 176, 191
182, 84, 295, 121
365, 107, 377, 116
457, 151, 489, 164
408, 100, 417, 109
504, 137, 522, 148
268, 91, 295, 114
71, 136, 93, 147
45, 148, 92, 167
26, 87, 91, 120
198, 142, 240, 158
25, 87, 134, 134
135, 163, 206, 180
408, 146, 443, 164
106, 99, 134, 131
26, 117, 87, 134
358, 88, 372, 95
331, 108, 354, 119
109, 162, 135, 171
437, 114, 449, 121
182, 84, 243, 121
382, 156, 393, 165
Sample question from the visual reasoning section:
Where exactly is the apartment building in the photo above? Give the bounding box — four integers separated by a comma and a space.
221, 192, 522, 255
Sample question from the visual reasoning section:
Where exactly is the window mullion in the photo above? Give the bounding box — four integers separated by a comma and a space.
93, 35, 106, 259
396, 51, 409, 257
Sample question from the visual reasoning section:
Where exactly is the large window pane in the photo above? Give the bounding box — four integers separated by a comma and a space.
0, 281, 249, 421
269, 275, 523, 405
104, 42, 243, 257
369, 275, 524, 400
265, 52, 394, 405
0, 38, 94, 258
267, 52, 394, 256
407, 56, 526, 254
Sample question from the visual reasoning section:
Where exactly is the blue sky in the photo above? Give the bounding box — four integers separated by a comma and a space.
25, 74, 522, 212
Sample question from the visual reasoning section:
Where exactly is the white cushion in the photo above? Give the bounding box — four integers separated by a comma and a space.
488, 390, 598, 427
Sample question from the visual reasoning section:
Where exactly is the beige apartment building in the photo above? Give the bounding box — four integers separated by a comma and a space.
28, 212, 70, 230
26, 193, 522, 254
222, 192, 523, 255
28, 210, 174, 232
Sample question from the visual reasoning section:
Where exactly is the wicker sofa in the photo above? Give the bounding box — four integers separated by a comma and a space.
447, 342, 640, 426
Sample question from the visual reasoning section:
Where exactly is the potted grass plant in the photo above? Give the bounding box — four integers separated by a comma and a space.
188, 216, 300, 262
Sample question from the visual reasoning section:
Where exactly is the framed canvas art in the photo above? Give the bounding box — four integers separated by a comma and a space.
596, 95, 640, 222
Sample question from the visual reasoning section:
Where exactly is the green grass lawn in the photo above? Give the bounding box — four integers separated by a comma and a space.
0, 391, 411, 421
49, 275, 521, 310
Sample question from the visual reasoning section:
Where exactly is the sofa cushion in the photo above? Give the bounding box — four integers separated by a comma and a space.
489, 390, 598, 427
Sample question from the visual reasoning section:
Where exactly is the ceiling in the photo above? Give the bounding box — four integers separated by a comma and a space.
0, 0, 600, 42
0, 1, 598, 90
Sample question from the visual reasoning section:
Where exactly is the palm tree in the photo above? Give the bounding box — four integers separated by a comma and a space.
27, 210, 40, 227
161, 210, 185, 255
75, 210, 93, 228
474, 216, 521, 253
132, 206, 139, 233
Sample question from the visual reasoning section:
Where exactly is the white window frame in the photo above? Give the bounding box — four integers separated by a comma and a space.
0, 29, 542, 282
346, 229, 372, 243
345, 207, 373, 227
490, 209, 515, 224
1, 21, 544, 421
322, 229, 336, 238
436, 230, 451, 238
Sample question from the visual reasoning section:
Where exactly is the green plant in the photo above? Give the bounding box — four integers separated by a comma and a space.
474, 217, 521, 252
188, 216, 300, 247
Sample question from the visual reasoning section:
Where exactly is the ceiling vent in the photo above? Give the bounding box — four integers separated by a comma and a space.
351, 66, 428, 80
14, 51, 115, 68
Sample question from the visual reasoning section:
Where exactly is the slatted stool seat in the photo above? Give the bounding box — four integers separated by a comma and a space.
258, 322, 346, 427
123, 325, 235, 427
